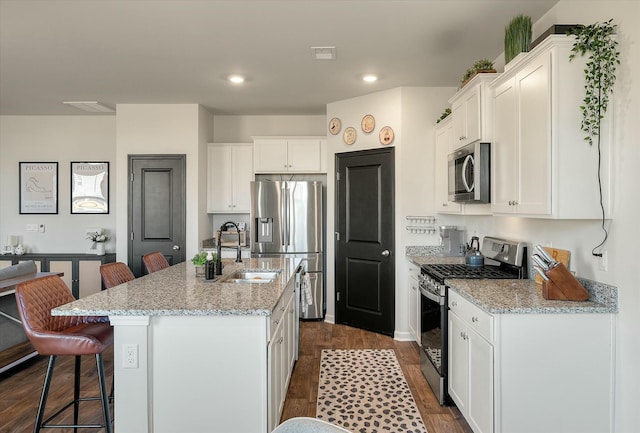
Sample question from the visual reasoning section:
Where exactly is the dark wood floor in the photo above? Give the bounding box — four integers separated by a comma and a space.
282, 321, 472, 433
1, 321, 472, 433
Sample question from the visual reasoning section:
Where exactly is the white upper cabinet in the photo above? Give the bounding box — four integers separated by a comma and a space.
490, 35, 612, 219
207, 143, 253, 213
449, 73, 498, 149
435, 117, 462, 214
253, 136, 326, 173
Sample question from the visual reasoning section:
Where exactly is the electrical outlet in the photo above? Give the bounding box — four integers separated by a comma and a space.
123, 344, 138, 369
599, 251, 608, 272
38, 224, 45, 233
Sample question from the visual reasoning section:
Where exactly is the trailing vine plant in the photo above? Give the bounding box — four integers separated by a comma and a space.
569, 19, 620, 146
569, 19, 620, 256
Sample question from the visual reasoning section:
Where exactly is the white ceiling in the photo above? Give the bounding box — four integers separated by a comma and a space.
0, 0, 559, 116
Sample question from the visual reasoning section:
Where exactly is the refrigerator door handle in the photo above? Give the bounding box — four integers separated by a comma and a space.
282, 183, 289, 249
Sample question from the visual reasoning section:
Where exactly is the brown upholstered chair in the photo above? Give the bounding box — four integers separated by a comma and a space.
15, 275, 113, 433
100, 261, 135, 288
142, 251, 170, 274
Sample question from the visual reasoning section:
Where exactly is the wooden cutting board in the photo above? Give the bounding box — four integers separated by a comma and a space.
535, 247, 571, 285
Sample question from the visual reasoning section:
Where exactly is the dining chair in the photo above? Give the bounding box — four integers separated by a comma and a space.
142, 251, 170, 274
100, 261, 135, 288
14, 275, 113, 433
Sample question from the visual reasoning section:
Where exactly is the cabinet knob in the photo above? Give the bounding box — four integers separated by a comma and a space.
472, 316, 478, 322
451, 301, 457, 307
284, 164, 288, 168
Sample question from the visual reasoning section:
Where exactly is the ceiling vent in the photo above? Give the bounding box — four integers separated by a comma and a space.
63, 101, 115, 113
311, 46, 336, 60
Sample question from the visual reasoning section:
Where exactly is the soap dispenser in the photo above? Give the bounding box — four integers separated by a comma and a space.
205, 251, 215, 280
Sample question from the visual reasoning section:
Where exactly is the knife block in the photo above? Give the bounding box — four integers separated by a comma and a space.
542, 263, 589, 301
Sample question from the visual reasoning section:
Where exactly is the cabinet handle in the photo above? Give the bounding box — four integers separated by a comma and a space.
442, 203, 448, 207
472, 316, 478, 322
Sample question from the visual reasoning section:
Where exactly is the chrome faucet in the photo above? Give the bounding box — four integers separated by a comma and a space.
216, 221, 243, 275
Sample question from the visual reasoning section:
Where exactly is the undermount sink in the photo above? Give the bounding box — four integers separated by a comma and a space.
223, 270, 280, 284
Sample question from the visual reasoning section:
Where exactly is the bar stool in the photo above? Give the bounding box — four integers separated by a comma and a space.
100, 262, 135, 288
15, 275, 113, 433
142, 251, 170, 274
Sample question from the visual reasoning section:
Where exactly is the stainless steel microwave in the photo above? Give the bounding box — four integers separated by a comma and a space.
448, 141, 490, 203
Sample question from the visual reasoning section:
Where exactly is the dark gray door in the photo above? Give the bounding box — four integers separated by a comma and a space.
129, 155, 186, 277
335, 148, 395, 336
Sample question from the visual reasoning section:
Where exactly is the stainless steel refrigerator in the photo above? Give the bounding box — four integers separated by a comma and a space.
251, 181, 324, 319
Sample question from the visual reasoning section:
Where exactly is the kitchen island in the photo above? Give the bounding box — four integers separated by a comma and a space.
53, 257, 301, 433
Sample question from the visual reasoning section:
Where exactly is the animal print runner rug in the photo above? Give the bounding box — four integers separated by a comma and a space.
316, 349, 428, 433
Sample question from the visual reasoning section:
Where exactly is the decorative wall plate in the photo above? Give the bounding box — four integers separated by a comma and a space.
379, 126, 394, 145
328, 117, 342, 135
361, 114, 375, 133
343, 127, 357, 145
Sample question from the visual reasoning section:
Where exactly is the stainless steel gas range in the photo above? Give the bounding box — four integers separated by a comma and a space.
418, 236, 528, 405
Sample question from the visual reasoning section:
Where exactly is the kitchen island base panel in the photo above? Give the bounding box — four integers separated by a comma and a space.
112, 315, 268, 433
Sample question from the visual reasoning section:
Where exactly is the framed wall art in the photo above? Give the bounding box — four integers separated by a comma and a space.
71, 161, 109, 214
19, 162, 58, 214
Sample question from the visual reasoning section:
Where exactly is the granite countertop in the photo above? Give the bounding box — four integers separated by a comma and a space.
448, 278, 618, 314
52, 257, 301, 317
405, 246, 618, 314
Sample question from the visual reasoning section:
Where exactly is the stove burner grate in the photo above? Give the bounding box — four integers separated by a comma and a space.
421, 263, 521, 282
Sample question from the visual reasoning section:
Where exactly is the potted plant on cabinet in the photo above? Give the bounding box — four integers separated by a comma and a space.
504, 14, 532, 64
460, 59, 496, 87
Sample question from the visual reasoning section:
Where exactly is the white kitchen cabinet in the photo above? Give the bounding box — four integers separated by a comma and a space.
448, 288, 615, 433
267, 277, 296, 432
253, 136, 326, 173
448, 291, 493, 433
449, 73, 498, 149
435, 117, 462, 214
490, 35, 612, 218
407, 261, 420, 342
207, 143, 253, 213
435, 117, 491, 215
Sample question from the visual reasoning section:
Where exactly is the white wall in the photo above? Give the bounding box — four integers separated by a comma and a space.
115, 104, 211, 262
325, 87, 456, 333
212, 115, 326, 142
0, 115, 116, 253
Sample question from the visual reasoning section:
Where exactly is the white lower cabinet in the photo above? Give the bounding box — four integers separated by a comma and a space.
448, 289, 615, 433
448, 291, 493, 433
407, 261, 420, 342
267, 280, 296, 431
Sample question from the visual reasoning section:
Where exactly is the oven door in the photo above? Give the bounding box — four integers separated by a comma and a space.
419, 286, 445, 376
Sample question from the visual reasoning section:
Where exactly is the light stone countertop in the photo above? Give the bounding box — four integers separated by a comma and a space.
406, 247, 618, 314
52, 257, 301, 317
448, 278, 617, 314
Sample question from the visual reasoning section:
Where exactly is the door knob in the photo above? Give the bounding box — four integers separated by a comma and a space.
381, 250, 390, 257
172, 245, 181, 251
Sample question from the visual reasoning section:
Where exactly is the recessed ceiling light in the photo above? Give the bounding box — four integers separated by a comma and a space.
363, 74, 378, 83
63, 101, 115, 113
228, 75, 245, 84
